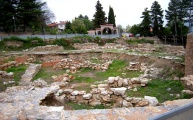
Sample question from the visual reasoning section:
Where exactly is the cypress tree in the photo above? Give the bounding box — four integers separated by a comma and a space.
93, 0, 106, 28
150, 1, 164, 36
108, 6, 116, 27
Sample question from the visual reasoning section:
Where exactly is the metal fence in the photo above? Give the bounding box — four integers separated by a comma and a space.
0, 34, 120, 41
149, 102, 193, 120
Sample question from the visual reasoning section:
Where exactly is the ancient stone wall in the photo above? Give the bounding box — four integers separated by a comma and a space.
185, 33, 193, 76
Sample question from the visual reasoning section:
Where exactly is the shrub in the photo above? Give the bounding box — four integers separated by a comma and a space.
53, 38, 74, 50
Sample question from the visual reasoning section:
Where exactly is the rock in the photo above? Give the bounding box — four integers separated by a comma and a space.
122, 79, 128, 86
71, 90, 79, 96
122, 100, 133, 107
32, 78, 47, 87
141, 79, 148, 84
101, 91, 108, 95
131, 97, 142, 104
118, 78, 124, 87
101, 95, 111, 102
182, 90, 193, 95
167, 88, 171, 91
90, 101, 101, 106
66, 69, 70, 73
131, 78, 141, 84
108, 77, 115, 84
90, 85, 97, 89
133, 88, 137, 92
90, 88, 100, 94
83, 93, 92, 100
98, 84, 109, 88
111, 87, 127, 96
137, 99, 149, 107
144, 96, 159, 106
79, 91, 86, 95
56, 89, 64, 96
63, 89, 73, 94
125, 97, 133, 102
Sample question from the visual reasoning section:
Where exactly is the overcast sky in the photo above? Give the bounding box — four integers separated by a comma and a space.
44, 0, 170, 28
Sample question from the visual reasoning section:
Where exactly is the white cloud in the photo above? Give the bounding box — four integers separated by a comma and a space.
44, 0, 170, 28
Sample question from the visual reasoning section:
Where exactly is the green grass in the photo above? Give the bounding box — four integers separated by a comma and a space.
127, 79, 193, 103
127, 39, 154, 44
6, 65, 28, 82
33, 67, 65, 84
66, 102, 106, 110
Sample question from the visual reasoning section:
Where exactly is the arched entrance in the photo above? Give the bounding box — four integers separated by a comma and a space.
102, 27, 112, 34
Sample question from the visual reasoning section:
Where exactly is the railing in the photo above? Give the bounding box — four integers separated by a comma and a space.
149, 102, 193, 120
0, 34, 120, 41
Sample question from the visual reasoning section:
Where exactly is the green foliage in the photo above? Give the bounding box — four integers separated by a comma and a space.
130, 24, 141, 35
0, 0, 54, 32
127, 39, 154, 44
150, 1, 164, 36
93, 0, 107, 28
49, 28, 58, 35
53, 38, 74, 50
71, 19, 87, 34
165, 0, 189, 35
0, 36, 45, 50
6, 65, 28, 82
127, 79, 192, 103
66, 102, 106, 110
108, 6, 116, 27
140, 8, 152, 36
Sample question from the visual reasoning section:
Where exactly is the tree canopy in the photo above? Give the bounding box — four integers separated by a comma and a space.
140, 8, 151, 36
0, 0, 55, 32
93, 0, 106, 28
108, 6, 116, 27
150, 1, 164, 36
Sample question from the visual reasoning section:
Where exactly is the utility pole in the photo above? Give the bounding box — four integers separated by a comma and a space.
13, 15, 16, 32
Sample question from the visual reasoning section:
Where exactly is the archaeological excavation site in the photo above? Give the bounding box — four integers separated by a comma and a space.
0, 35, 193, 119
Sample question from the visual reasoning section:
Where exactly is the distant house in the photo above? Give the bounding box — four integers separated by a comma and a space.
48, 21, 66, 31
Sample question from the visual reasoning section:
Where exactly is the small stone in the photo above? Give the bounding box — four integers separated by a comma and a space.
133, 88, 137, 92
83, 93, 92, 100
167, 88, 171, 91
144, 96, 159, 106
71, 90, 79, 96
122, 100, 133, 107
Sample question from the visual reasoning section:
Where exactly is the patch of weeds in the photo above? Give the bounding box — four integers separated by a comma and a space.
6, 65, 28, 82
73, 76, 96, 83
65, 102, 106, 110
96, 60, 143, 80
33, 67, 65, 84
127, 79, 192, 103
127, 39, 154, 44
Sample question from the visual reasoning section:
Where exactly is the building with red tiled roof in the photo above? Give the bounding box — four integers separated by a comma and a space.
48, 21, 67, 31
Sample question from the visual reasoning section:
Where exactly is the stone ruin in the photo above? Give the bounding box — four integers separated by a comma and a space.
53, 58, 113, 72
30, 45, 64, 52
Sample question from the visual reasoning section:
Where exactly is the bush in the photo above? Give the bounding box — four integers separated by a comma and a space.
53, 38, 74, 50
127, 39, 154, 44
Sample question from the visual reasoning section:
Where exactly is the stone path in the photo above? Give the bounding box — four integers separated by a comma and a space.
19, 63, 41, 86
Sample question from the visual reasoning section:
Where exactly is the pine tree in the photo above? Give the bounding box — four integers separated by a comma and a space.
93, 0, 106, 28
166, 0, 189, 35
150, 1, 164, 36
0, 0, 18, 32
108, 6, 116, 27
140, 8, 151, 36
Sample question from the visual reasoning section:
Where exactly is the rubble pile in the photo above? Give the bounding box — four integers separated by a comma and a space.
53, 58, 112, 73
0, 71, 14, 79
31, 45, 63, 52
0, 61, 19, 70
53, 83, 158, 107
